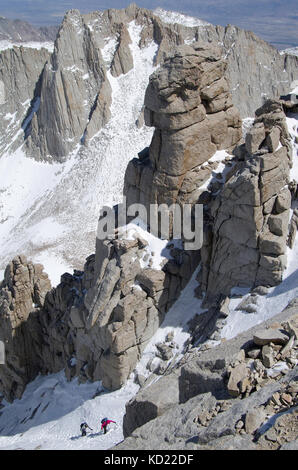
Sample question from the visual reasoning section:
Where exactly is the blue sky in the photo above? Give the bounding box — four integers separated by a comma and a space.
0, 1, 297, 49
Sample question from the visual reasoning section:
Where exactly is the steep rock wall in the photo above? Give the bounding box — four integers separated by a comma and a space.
200, 99, 293, 304
0, 46, 50, 155
26, 10, 112, 161
0, 256, 51, 401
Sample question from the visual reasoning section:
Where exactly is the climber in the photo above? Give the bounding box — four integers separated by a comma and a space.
101, 417, 116, 434
80, 421, 93, 437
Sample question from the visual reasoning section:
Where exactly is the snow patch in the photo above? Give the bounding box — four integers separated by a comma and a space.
134, 265, 204, 382
200, 149, 233, 191
65, 65, 83, 74
154, 8, 210, 27
287, 114, 298, 183
0, 371, 138, 450
0, 40, 54, 52
101, 36, 118, 68
118, 217, 182, 270
280, 47, 298, 58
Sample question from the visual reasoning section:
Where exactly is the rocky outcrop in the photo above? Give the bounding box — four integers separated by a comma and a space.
226, 318, 297, 398
117, 369, 297, 450
288, 209, 298, 249
200, 99, 293, 304
38, 232, 199, 391
125, 41, 242, 221
0, 256, 51, 401
0, 45, 50, 155
110, 24, 134, 77
0, 36, 238, 399
26, 10, 112, 161
0, 225, 200, 400
142, 6, 298, 118
34, 40, 241, 392
116, 302, 298, 449
212, 26, 298, 118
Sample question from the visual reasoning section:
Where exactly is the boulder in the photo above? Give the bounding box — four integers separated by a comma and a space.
261, 344, 275, 368
219, 297, 230, 318
123, 373, 180, 437
136, 269, 168, 297
253, 328, 290, 346
245, 408, 266, 434
156, 342, 174, 361
275, 187, 292, 214
268, 212, 289, 237
283, 313, 298, 339
227, 363, 250, 397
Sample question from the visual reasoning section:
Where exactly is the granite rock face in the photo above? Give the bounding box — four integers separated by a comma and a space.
26, 10, 112, 161
147, 7, 298, 118
0, 45, 50, 156
110, 24, 134, 77
0, 256, 51, 401
200, 99, 293, 304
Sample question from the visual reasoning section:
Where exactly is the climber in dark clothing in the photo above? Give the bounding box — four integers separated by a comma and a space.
80, 421, 93, 436
101, 417, 116, 434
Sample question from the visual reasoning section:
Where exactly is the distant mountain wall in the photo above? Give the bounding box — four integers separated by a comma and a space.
1, 4, 297, 161
0, 46, 50, 155
0, 16, 58, 42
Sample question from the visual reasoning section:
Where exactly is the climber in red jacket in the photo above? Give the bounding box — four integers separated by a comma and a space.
101, 417, 116, 434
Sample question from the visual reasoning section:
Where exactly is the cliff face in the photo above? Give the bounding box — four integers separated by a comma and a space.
0, 237, 198, 400
200, 99, 292, 304
0, 46, 50, 155
0, 256, 51, 401
199, 24, 298, 118
26, 10, 111, 161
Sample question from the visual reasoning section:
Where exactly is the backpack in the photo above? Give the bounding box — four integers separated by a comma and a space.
101, 418, 108, 424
